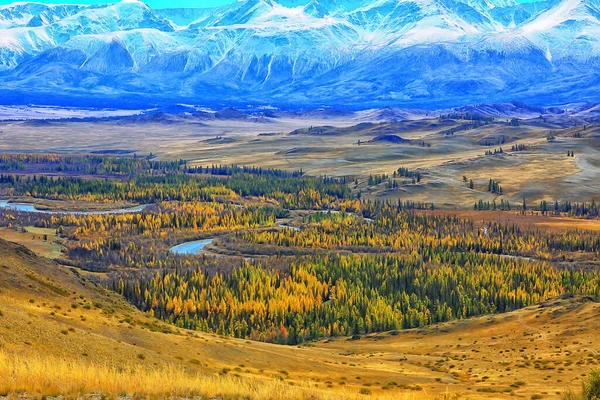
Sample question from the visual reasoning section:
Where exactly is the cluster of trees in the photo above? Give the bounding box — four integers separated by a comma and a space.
357, 199, 434, 215
482, 135, 507, 146
0, 174, 21, 185
112, 252, 600, 344
186, 164, 304, 178
0, 153, 185, 175
463, 176, 475, 189
440, 122, 487, 136
395, 167, 422, 183
488, 179, 503, 195
439, 113, 494, 123
2, 173, 351, 210
367, 169, 422, 189
474, 199, 512, 211
474, 198, 599, 219
485, 148, 504, 156
511, 144, 527, 151
438, 114, 494, 136
240, 206, 600, 259
539, 200, 599, 218
382, 179, 398, 189
4, 174, 236, 203
367, 174, 389, 186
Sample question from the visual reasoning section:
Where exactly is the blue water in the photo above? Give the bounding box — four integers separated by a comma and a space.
0, 200, 148, 215
169, 239, 214, 255
277, 224, 301, 231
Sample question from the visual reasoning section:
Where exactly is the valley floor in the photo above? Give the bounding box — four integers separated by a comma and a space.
1, 112, 598, 208
0, 111, 599, 399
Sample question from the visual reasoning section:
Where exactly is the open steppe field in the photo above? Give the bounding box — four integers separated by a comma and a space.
0, 113, 598, 208
0, 225, 63, 259
1, 239, 599, 400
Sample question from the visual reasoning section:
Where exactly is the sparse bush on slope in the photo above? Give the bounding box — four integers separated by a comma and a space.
583, 370, 600, 400
563, 369, 600, 400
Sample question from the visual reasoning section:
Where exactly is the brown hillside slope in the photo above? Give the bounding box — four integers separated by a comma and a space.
317, 294, 600, 398
0, 238, 598, 399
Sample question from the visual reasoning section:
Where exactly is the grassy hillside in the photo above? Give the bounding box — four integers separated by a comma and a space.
0, 239, 380, 399
0, 237, 598, 399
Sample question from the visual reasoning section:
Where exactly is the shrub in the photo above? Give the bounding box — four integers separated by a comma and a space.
583, 369, 600, 399
563, 369, 600, 400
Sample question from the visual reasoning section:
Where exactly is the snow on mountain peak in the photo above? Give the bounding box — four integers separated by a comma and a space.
520, 0, 589, 35
518, 0, 600, 59
1, 0, 600, 107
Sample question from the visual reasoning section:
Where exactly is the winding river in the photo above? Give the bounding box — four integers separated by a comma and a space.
169, 239, 214, 255
277, 223, 301, 231
0, 200, 148, 215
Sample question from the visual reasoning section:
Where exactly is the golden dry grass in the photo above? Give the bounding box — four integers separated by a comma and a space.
0, 226, 63, 258
317, 295, 600, 399
0, 349, 407, 400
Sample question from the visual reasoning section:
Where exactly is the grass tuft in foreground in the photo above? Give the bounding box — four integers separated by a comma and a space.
0, 349, 410, 400
563, 369, 600, 400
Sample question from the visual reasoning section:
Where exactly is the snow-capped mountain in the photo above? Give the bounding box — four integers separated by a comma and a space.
1, 0, 600, 108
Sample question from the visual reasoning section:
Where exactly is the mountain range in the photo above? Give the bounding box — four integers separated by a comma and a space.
1, 0, 600, 108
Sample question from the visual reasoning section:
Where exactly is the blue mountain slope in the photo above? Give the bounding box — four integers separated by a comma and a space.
0, 0, 599, 108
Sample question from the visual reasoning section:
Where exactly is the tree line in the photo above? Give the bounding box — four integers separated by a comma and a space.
112, 252, 600, 344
